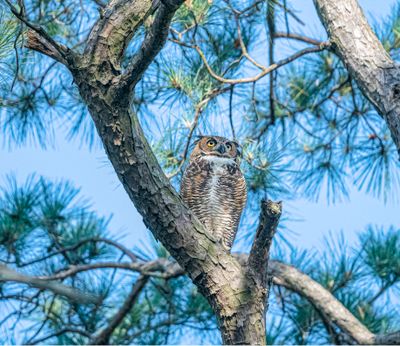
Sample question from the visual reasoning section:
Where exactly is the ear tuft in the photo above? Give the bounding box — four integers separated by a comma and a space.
193, 135, 205, 146
233, 141, 242, 157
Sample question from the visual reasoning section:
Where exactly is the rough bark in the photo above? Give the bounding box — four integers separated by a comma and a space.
314, 0, 400, 157
72, 74, 267, 344
34, 0, 282, 342
57, 1, 280, 340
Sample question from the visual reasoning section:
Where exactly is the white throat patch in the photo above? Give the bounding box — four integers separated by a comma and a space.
202, 155, 235, 175
203, 155, 235, 165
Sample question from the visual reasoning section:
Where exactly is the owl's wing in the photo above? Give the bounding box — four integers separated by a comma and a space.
221, 167, 247, 249
180, 158, 207, 203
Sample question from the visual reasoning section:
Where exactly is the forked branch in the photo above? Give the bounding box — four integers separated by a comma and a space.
121, 0, 185, 89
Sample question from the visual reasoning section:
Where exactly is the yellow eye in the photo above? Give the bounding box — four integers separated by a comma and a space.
226, 143, 232, 150
207, 139, 216, 147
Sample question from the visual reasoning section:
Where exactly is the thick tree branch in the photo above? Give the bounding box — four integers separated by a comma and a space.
84, 0, 154, 69
25, 30, 70, 65
314, 0, 400, 157
120, 0, 185, 89
68, 1, 271, 339
270, 261, 375, 345
0, 264, 98, 304
91, 275, 149, 345
248, 200, 282, 286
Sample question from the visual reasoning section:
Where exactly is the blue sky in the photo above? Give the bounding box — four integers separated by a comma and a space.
0, 0, 399, 256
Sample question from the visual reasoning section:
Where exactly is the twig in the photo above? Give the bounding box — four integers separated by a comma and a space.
170, 39, 331, 85
167, 86, 231, 179
273, 32, 324, 46
267, 0, 276, 125
0, 265, 99, 304
229, 85, 235, 138
19, 236, 138, 267
37, 260, 184, 280
4, 0, 70, 64
91, 275, 149, 344
27, 328, 91, 345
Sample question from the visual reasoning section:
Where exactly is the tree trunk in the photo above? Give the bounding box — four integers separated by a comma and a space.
23, 0, 283, 342
314, 0, 400, 157
70, 65, 271, 344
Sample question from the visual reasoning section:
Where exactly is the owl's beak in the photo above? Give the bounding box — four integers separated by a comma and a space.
216, 145, 226, 154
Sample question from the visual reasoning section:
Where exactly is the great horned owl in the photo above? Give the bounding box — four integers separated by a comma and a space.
180, 135, 247, 251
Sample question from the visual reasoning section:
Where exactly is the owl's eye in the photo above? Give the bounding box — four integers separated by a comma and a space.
207, 139, 217, 147
226, 143, 232, 150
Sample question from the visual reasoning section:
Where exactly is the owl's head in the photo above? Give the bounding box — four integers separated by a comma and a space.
191, 135, 242, 162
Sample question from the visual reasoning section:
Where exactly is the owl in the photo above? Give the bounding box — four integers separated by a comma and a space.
180, 135, 247, 251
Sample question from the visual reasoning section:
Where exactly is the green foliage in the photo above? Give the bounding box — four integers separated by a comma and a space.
0, 175, 110, 266
1, 0, 400, 203
0, 9, 19, 87
266, 228, 400, 345
360, 226, 400, 284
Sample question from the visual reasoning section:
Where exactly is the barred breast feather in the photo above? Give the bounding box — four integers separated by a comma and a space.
180, 155, 247, 251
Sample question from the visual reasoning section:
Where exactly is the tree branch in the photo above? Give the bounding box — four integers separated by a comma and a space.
38, 259, 184, 280
248, 200, 282, 286
273, 31, 324, 46
170, 39, 330, 84
85, 0, 152, 59
91, 275, 149, 345
25, 30, 70, 66
0, 264, 98, 304
4, 0, 72, 66
314, 0, 400, 157
270, 261, 375, 345
26, 328, 91, 345
120, 0, 185, 89
23, 251, 400, 345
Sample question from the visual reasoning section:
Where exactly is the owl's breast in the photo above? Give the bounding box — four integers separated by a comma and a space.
180, 155, 246, 220
198, 156, 241, 212
180, 152, 247, 248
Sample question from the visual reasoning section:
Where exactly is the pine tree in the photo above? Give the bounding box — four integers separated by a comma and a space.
0, 0, 399, 344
